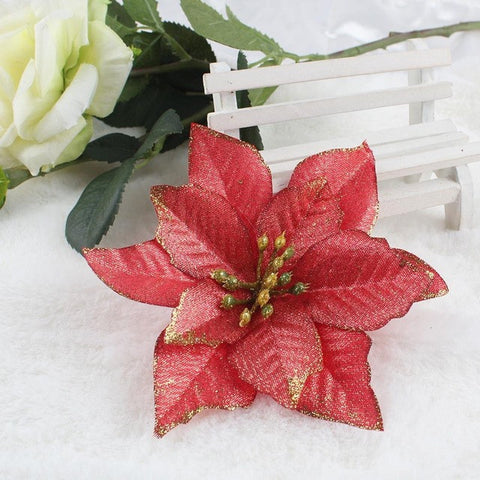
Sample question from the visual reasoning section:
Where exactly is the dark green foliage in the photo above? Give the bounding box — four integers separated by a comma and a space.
236, 51, 264, 150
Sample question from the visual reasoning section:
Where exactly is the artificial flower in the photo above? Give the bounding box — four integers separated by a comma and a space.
0, 0, 132, 176
84, 124, 447, 436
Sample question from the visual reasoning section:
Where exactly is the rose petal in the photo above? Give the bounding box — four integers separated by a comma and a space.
8, 115, 92, 175
88, 0, 108, 22
83, 239, 196, 307
151, 184, 257, 281
82, 21, 133, 118
12, 60, 49, 141
289, 142, 378, 232
228, 304, 322, 408
33, 62, 98, 142
189, 124, 272, 229
164, 280, 250, 346
297, 324, 383, 430
0, 124, 17, 149
154, 332, 256, 437
256, 179, 342, 265
393, 249, 448, 300
0, 66, 16, 130
33, 10, 82, 98
0, 15, 35, 83
292, 230, 432, 331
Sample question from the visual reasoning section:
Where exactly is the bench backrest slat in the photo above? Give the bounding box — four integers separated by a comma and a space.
207, 81, 452, 131
203, 49, 451, 94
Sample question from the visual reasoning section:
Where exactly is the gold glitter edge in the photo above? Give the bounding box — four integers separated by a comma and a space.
83, 242, 181, 307
398, 252, 449, 300
154, 403, 252, 438
368, 201, 380, 235
297, 331, 383, 431
297, 400, 384, 432
287, 323, 324, 407
164, 289, 222, 347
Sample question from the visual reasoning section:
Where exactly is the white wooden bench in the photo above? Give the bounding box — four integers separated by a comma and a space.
203, 43, 480, 229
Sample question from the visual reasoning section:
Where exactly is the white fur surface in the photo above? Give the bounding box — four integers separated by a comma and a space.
2, 2, 480, 479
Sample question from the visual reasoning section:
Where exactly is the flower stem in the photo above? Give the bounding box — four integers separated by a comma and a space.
282, 21, 480, 62
238, 281, 258, 291
4, 156, 92, 189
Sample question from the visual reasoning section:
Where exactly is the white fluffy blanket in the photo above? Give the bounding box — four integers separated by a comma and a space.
2, 2, 480, 478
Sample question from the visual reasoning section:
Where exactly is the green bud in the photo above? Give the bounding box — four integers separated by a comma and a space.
224, 275, 239, 290
221, 294, 237, 309
274, 232, 286, 250
278, 272, 293, 286
0, 167, 9, 209
263, 273, 277, 289
131, 46, 142, 57
239, 308, 252, 327
272, 256, 284, 271
212, 269, 229, 283
261, 304, 274, 318
257, 289, 270, 307
291, 282, 308, 295
282, 246, 295, 260
257, 234, 269, 252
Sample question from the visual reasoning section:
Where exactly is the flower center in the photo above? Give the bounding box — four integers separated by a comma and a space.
211, 233, 309, 327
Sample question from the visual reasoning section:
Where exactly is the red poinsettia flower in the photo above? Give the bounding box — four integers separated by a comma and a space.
84, 124, 447, 436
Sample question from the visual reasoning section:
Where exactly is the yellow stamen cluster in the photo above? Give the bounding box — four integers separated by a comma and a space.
212, 232, 309, 327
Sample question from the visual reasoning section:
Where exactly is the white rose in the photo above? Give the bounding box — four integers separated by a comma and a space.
0, 0, 133, 176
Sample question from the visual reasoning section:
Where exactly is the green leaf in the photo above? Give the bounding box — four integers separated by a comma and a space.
161, 66, 209, 93
104, 80, 211, 130
3, 167, 32, 189
164, 22, 216, 62
248, 59, 279, 106
248, 85, 277, 106
66, 158, 137, 252
65, 110, 182, 252
130, 32, 177, 69
106, 1, 137, 39
180, 0, 283, 55
108, 0, 136, 27
106, 15, 136, 39
105, 21, 134, 40
163, 34, 191, 61
123, 0, 164, 32
84, 134, 141, 163
0, 167, 9, 209
103, 83, 164, 127
118, 76, 149, 103
136, 109, 183, 159
236, 51, 263, 150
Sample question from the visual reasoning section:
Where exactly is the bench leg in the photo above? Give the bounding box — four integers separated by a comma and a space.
436, 165, 473, 230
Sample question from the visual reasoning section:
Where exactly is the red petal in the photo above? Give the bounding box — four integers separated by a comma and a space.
154, 332, 256, 437
292, 231, 432, 330
289, 142, 378, 232
256, 179, 342, 265
297, 324, 383, 430
151, 184, 257, 281
83, 240, 196, 307
189, 124, 272, 229
393, 249, 448, 300
164, 280, 250, 346
228, 304, 322, 409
